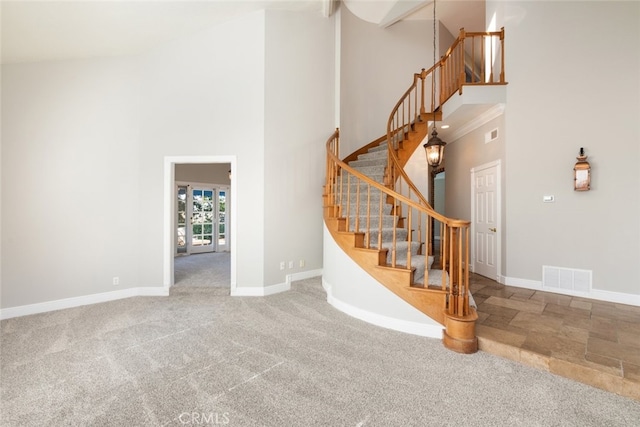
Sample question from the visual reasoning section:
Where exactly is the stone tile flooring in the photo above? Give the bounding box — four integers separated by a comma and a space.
471, 273, 640, 401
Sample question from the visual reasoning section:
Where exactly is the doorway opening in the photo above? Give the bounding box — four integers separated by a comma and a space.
429, 167, 445, 256
164, 156, 237, 294
176, 182, 229, 255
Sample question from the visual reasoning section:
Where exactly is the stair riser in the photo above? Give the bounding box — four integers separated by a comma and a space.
340, 181, 387, 192
366, 229, 408, 243
348, 216, 398, 229
340, 204, 394, 218
357, 151, 388, 160
350, 165, 386, 175
338, 175, 386, 185
349, 158, 387, 168
339, 191, 385, 202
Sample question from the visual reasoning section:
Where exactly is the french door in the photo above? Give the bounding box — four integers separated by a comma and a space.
176, 184, 229, 255
190, 187, 215, 254
217, 189, 228, 251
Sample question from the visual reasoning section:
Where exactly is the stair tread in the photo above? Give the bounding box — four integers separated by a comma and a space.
407, 285, 448, 293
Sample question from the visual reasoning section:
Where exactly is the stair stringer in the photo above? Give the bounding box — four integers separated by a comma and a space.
324, 215, 448, 327
322, 223, 445, 338
393, 112, 440, 168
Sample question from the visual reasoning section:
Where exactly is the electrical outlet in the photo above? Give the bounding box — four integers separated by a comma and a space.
113, 277, 119, 286
279, 262, 285, 271
288, 261, 294, 269
299, 259, 305, 268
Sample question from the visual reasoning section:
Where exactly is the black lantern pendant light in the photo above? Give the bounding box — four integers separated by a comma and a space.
424, 127, 446, 167
423, 0, 446, 167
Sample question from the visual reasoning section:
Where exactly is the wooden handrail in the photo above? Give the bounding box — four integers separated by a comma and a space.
323, 28, 506, 347
324, 130, 472, 317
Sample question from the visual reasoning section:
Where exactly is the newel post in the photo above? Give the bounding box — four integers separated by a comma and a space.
441, 220, 477, 354
499, 27, 506, 83
420, 68, 426, 115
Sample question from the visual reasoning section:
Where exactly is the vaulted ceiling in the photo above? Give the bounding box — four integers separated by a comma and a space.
1, 0, 484, 65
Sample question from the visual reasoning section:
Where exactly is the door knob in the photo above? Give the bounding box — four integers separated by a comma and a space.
489, 227, 497, 232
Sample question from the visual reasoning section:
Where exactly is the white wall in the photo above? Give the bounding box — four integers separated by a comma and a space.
493, 1, 640, 296
444, 115, 506, 270
1, 56, 142, 307
1, 8, 337, 310
137, 11, 266, 290
263, 10, 335, 285
340, 7, 433, 155
445, 115, 506, 224
323, 224, 442, 337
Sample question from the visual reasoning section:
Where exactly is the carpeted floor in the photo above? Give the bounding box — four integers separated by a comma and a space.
174, 252, 230, 289
1, 277, 639, 426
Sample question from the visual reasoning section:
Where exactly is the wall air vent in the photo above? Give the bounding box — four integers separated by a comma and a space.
542, 265, 592, 296
485, 128, 499, 143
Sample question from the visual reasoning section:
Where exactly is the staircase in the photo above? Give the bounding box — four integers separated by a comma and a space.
323, 28, 507, 353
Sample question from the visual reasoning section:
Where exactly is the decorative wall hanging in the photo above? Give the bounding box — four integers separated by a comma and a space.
574, 147, 591, 191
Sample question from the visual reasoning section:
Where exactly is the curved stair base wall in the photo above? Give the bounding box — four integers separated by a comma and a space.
323, 224, 443, 338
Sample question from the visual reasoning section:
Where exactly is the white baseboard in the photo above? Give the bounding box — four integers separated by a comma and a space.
230, 284, 287, 297
502, 276, 640, 307
288, 269, 323, 283
503, 276, 542, 290
0, 287, 169, 320
322, 278, 443, 339
231, 269, 323, 297
591, 289, 640, 307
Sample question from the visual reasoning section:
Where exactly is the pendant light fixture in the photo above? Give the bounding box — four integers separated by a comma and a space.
423, 0, 446, 167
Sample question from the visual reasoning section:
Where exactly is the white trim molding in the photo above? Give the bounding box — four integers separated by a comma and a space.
449, 104, 506, 142
231, 283, 290, 297
470, 160, 502, 283
164, 155, 238, 294
0, 287, 168, 320
502, 276, 640, 307
230, 269, 323, 297
289, 269, 323, 283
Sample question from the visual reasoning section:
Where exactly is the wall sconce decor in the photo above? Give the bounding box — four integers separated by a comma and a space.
573, 147, 590, 191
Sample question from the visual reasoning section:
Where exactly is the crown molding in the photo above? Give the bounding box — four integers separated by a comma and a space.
449, 103, 506, 142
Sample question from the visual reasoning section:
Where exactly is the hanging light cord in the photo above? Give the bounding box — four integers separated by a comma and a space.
432, 0, 437, 130
433, 0, 436, 73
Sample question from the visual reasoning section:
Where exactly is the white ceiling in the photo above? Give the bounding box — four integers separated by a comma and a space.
343, 0, 484, 32
0, 0, 324, 64
1, 0, 485, 65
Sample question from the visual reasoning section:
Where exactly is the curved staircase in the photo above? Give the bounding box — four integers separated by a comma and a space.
323, 28, 507, 354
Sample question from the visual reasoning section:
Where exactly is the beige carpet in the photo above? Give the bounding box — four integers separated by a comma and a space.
1, 277, 639, 426
173, 252, 230, 289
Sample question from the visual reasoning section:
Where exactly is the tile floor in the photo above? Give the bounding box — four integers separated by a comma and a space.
471, 273, 640, 401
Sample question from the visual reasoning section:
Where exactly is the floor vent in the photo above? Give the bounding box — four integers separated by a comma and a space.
542, 265, 592, 295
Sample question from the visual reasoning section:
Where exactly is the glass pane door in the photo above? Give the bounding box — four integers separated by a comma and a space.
176, 186, 188, 254
190, 187, 215, 254
217, 189, 228, 251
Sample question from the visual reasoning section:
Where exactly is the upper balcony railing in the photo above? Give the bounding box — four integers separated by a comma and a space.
383, 27, 507, 318
323, 28, 507, 337
386, 27, 507, 209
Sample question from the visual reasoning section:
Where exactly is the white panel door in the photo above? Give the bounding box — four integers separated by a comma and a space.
472, 163, 499, 279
